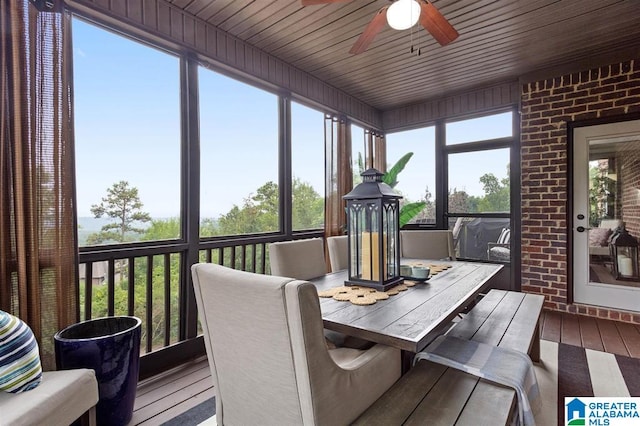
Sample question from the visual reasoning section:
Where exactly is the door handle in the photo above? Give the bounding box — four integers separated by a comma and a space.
576, 226, 591, 232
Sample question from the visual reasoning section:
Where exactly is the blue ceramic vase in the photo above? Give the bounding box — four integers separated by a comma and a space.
54, 316, 142, 426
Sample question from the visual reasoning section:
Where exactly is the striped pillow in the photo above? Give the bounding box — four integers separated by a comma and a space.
497, 227, 511, 245
0, 310, 42, 393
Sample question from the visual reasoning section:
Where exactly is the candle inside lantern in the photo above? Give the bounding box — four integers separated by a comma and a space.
618, 255, 633, 277
619, 257, 633, 277
361, 231, 387, 281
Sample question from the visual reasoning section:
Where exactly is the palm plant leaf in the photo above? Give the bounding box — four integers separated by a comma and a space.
382, 152, 414, 188
399, 202, 426, 228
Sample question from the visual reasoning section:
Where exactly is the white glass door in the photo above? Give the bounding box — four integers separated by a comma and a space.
573, 120, 640, 311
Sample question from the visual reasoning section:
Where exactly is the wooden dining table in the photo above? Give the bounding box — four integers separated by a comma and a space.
311, 260, 504, 354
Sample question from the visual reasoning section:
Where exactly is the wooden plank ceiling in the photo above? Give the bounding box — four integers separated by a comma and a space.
166, 0, 640, 111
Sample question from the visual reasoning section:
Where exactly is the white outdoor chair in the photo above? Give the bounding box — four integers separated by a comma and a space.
326, 235, 348, 272
487, 227, 511, 262
191, 263, 401, 425
400, 230, 457, 260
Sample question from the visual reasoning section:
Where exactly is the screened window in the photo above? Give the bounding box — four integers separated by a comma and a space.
446, 111, 513, 145
291, 102, 324, 231
445, 111, 514, 262
73, 19, 181, 246
386, 127, 436, 225
199, 67, 279, 237
448, 148, 510, 214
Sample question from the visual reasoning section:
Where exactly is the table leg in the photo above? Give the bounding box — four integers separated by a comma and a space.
401, 350, 415, 374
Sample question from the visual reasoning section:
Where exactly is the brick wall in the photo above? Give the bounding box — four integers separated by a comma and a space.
621, 149, 640, 238
521, 59, 640, 324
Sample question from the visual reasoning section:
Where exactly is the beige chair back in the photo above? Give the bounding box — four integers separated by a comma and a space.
268, 238, 327, 280
400, 230, 456, 260
191, 263, 401, 425
599, 219, 623, 230
326, 235, 348, 272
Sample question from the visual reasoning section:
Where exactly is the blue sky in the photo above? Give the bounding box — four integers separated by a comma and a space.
73, 17, 511, 218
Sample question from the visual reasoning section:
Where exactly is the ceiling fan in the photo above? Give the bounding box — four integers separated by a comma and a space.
301, 0, 458, 54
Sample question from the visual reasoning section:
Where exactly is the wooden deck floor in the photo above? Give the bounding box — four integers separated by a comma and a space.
130, 310, 640, 425
130, 356, 213, 425
540, 310, 640, 357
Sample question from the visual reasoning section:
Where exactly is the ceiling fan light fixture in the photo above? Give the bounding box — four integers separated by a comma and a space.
387, 0, 421, 30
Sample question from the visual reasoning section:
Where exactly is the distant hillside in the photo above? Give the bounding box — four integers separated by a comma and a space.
77, 216, 218, 245
77, 216, 152, 246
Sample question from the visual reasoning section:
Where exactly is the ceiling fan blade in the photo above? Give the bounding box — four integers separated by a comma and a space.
349, 7, 388, 55
419, 1, 458, 46
301, 0, 352, 5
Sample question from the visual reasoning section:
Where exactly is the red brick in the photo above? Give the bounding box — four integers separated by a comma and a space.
602, 75, 628, 85
601, 91, 627, 100
599, 107, 627, 117
588, 102, 614, 110
616, 81, 640, 90
575, 96, 599, 105
565, 90, 590, 100
565, 105, 587, 114
591, 85, 616, 95
552, 100, 573, 109
572, 112, 599, 121
552, 86, 574, 95
615, 96, 640, 106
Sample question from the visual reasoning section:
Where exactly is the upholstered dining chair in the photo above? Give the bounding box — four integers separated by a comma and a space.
400, 230, 457, 261
191, 263, 401, 426
326, 235, 348, 272
268, 238, 327, 280
269, 237, 372, 349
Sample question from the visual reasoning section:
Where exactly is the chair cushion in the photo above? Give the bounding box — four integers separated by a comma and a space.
0, 310, 42, 393
489, 246, 511, 262
589, 227, 612, 247
0, 369, 98, 426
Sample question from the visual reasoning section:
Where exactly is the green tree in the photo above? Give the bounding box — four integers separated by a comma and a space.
292, 178, 324, 230
477, 172, 510, 212
87, 181, 151, 244
143, 217, 181, 241
214, 179, 324, 236
448, 188, 472, 213
589, 160, 615, 226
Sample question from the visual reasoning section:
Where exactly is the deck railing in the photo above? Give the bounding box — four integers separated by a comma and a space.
78, 232, 322, 363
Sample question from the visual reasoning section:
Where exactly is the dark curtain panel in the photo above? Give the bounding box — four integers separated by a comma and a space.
1, 0, 78, 370
324, 115, 352, 238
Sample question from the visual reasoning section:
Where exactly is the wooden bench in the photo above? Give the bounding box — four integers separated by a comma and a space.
354, 289, 544, 425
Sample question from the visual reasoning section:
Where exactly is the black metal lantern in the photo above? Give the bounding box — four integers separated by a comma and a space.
343, 168, 403, 291
609, 228, 640, 281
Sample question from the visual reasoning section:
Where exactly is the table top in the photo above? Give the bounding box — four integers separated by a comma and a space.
311, 260, 503, 353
